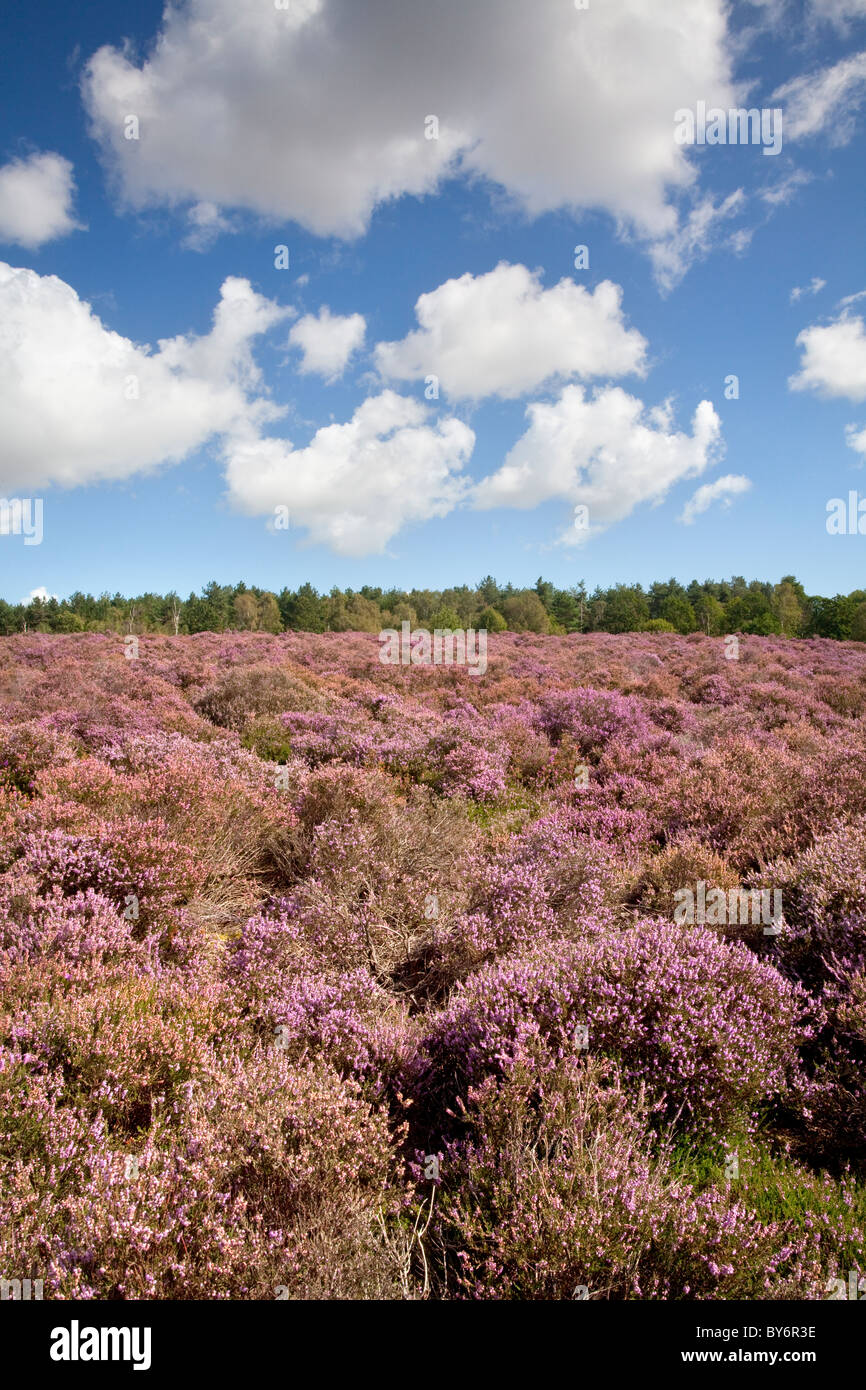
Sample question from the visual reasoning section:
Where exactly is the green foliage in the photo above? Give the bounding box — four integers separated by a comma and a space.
500, 590, 551, 633
851, 601, 866, 643
551, 587, 584, 632
596, 584, 650, 634
1, 573, 864, 645
478, 606, 507, 632
672, 1134, 866, 1272
428, 607, 463, 631
240, 718, 294, 763
659, 595, 697, 634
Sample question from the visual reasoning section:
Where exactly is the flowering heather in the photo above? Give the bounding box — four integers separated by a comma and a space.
410, 921, 810, 1139
0, 630, 865, 1299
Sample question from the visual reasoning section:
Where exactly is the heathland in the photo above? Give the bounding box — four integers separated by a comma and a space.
1, 629, 865, 1298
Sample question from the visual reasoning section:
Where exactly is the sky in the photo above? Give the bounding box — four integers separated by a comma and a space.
1, 0, 866, 605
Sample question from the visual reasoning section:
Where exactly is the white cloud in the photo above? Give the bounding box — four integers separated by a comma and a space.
0, 262, 474, 556
182, 201, 235, 251
375, 265, 646, 401
289, 307, 366, 379
752, 0, 866, 29
773, 53, 866, 144
472, 385, 722, 543
83, 0, 741, 270
846, 422, 866, 457
224, 390, 474, 556
648, 190, 746, 294
790, 276, 826, 303
678, 473, 752, 523
758, 167, 813, 207
0, 152, 81, 249
21, 586, 59, 605
0, 263, 290, 492
789, 312, 866, 400
809, 0, 866, 29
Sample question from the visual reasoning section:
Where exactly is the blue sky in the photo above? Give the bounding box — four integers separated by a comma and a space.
1, 0, 865, 603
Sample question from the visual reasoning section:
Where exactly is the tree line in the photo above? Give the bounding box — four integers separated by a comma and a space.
3, 575, 866, 641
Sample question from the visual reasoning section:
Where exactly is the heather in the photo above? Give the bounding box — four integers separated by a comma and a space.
1, 629, 865, 1299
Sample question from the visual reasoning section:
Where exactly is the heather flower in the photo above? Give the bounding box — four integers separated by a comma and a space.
412, 920, 809, 1138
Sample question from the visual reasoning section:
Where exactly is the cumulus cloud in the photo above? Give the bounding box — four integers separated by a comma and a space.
0, 263, 290, 492
0, 152, 81, 248
289, 307, 366, 379
789, 312, 866, 400
375, 265, 647, 401
224, 390, 475, 556
678, 473, 752, 524
21, 586, 59, 605
773, 53, 866, 144
790, 276, 826, 303
82, 0, 740, 269
472, 385, 722, 543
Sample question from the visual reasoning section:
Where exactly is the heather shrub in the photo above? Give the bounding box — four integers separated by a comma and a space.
626, 839, 741, 922
276, 810, 469, 979
689, 673, 738, 706
562, 788, 656, 853
670, 733, 814, 870
805, 974, 866, 1163
763, 818, 866, 988
815, 676, 866, 720
488, 705, 552, 785
670, 1132, 866, 1288
1, 629, 865, 1300
429, 809, 616, 984
0, 1050, 407, 1299
196, 664, 326, 731
424, 1058, 851, 1299
411, 922, 809, 1139
179, 1053, 408, 1299
0, 881, 152, 972
0, 719, 78, 797
224, 902, 310, 987
241, 716, 295, 764
4, 816, 245, 959
535, 686, 654, 756
234, 961, 413, 1093
293, 763, 404, 838
436, 740, 508, 801
261, 766, 478, 981
16, 824, 200, 936
3, 975, 226, 1140
760, 823, 866, 1161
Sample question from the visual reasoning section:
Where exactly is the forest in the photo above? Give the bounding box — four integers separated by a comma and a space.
5, 574, 866, 641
